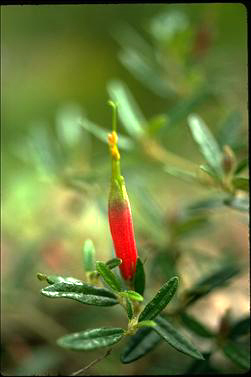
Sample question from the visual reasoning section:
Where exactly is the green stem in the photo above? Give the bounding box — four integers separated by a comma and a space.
112, 159, 121, 180
108, 100, 118, 133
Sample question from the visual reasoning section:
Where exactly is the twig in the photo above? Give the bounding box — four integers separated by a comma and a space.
70, 349, 112, 376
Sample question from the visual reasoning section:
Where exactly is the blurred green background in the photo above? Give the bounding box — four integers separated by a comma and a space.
1, 4, 249, 375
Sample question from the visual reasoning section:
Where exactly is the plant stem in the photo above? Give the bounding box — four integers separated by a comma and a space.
70, 348, 112, 376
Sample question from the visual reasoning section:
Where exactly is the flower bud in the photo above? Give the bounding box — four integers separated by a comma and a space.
107, 101, 138, 280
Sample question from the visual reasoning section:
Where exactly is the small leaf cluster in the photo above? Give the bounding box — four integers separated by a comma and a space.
37, 240, 205, 363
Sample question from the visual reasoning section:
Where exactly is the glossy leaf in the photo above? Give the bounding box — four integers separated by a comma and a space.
133, 258, 145, 296
222, 340, 250, 370
120, 290, 144, 302
120, 326, 162, 364
83, 239, 96, 272
180, 312, 214, 338
96, 261, 122, 292
229, 316, 250, 339
106, 258, 122, 270
138, 276, 179, 322
183, 264, 241, 307
232, 177, 249, 192
187, 114, 223, 177
37, 273, 82, 285
41, 281, 118, 306
154, 316, 204, 360
57, 328, 125, 351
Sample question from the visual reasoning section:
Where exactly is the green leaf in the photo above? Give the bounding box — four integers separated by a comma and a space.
185, 196, 226, 214
180, 312, 214, 338
120, 327, 162, 363
137, 320, 156, 329
229, 316, 250, 339
217, 111, 242, 149
118, 48, 173, 98
96, 261, 122, 292
134, 257, 145, 296
183, 264, 241, 307
41, 281, 118, 306
83, 239, 96, 272
164, 166, 198, 184
120, 290, 144, 302
107, 80, 146, 140
224, 196, 249, 212
79, 116, 134, 150
37, 273, 82, 285
57, 327, 125, 351
232, 177, 249, 192
154, 316, 204, 360
106, 258, 122, 270
221, 340, 250, 370
138, 276, 179, 322
235, 158, 248, 175
187, 114, 223, 177
173, 215, 210, 239
126, 297, 134, 320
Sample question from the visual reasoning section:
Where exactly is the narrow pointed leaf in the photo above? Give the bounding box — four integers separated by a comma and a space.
41, 281, 118, 306
106, 258, 122, 270
134, 257, 145, 295
37, 273, 82, 285
96, 261, 122, 292
154, 316, 204, 360
187, 114, 223, 177
164, 166, 198, 184
217, 111, 242, 149
183, 264, 241, 307
120, 290, 144, 302
180, 312, 214, 338
126, 297, 134, 320
139, 276, 179, 322
121, 327, 162, 363
57, 328, 125, 351
222, 340, 250, 370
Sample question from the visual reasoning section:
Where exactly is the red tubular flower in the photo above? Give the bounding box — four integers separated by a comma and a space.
107, 102, 138, 280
